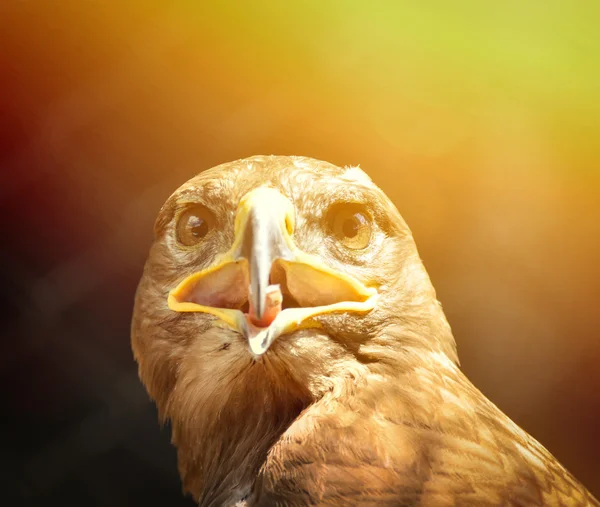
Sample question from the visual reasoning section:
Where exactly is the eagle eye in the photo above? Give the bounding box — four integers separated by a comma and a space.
176, 205, 215, 247
327, 203, 373, 250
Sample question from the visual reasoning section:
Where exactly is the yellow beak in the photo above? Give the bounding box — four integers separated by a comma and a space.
168, 187, 378, 355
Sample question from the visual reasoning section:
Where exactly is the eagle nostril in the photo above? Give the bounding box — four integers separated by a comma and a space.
285, 215, 294, 235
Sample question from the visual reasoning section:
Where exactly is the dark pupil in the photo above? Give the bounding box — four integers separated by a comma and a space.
189, 217, 208, 238
342, 215, 361, 238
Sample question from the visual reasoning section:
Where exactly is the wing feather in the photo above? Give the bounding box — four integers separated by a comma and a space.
253, 355, 599, 506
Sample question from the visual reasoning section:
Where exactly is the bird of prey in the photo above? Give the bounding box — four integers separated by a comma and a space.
131, 155, 599, 506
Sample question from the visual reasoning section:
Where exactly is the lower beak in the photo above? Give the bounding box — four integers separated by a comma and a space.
168, 187, 378, 355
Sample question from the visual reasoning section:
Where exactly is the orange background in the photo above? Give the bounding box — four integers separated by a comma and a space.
1, 2, 598, 503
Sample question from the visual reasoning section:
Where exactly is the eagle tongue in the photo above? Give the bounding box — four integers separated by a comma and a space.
248, 284, 282, 328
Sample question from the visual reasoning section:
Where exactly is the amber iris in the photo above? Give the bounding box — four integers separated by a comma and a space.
328, 204, 372, 250
176, 205, 215, 246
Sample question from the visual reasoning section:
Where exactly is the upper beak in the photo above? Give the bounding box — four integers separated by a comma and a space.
233, 188, 294, 325
168, 187, 378, 356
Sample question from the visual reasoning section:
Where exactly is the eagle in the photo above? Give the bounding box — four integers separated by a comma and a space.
131, 155, 598, 506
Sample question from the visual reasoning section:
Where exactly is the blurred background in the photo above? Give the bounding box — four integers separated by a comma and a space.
1, 1, 599, 505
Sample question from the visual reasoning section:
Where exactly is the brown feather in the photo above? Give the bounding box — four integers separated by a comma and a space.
131, 155, 598, 506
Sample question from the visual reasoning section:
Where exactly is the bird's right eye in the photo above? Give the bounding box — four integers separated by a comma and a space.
176, 205, 216, 247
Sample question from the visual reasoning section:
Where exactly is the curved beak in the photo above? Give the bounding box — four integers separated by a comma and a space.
232, 188, 295, 325
168, 187, 378, 356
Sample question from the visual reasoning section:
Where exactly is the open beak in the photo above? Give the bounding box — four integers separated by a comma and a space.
167, 187, 378, 356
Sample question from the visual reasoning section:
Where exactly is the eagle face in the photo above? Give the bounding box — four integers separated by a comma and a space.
132, 156, 600, 506
131, 155, 456, 502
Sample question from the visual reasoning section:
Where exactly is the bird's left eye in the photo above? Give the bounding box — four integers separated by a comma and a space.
327, 203, 373, 250
176, 205, 215, 246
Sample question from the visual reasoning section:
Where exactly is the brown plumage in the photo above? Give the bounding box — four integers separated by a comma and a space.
131, 155, 598, 506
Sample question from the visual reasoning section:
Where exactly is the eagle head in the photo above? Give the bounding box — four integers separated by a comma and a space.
131, 155, 456, 503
